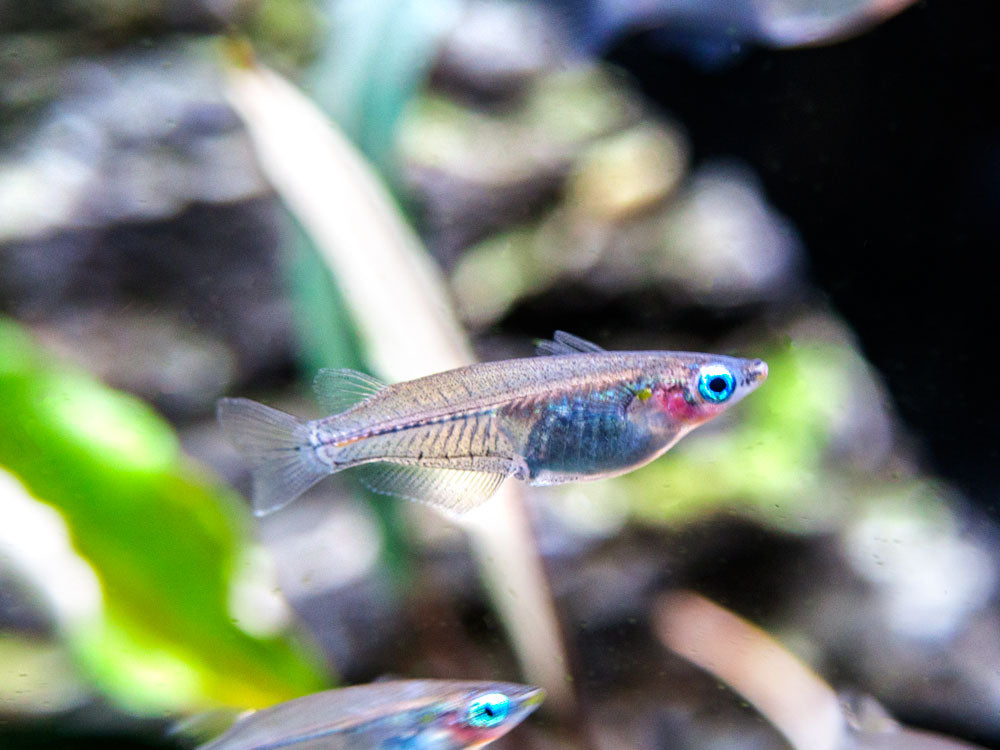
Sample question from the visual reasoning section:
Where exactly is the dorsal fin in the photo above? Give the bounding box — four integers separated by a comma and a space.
535, 330, 606, 357
313, 368, 387, 414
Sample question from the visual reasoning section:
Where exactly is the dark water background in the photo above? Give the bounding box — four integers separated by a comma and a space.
609, 0, 1000, 508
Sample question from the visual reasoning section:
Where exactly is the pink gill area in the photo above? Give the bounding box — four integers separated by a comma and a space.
659, 387, 705, 424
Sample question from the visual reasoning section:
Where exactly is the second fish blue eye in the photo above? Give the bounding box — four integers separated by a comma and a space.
464, 692, 511, 728
698, 365, 736, 403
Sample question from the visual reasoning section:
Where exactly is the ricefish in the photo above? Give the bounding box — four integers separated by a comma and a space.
217, 331, 767, 516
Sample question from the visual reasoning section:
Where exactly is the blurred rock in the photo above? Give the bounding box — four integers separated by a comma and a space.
450, 158, 803, 327
653, 161, 802, 305
0, 637, 93, 718
0, 37, 298, 411
566, 122, 689, 221
255, 485, 406, 681
401, 94, 571, 267
0, 39, 269, 241
824, 488, 1000, 740
0, 197, 296, 414
400, 65, 645, 265
432, 0, 572, 97
843, 486, 995, 642
0, 0, 248, 34
402, 37, 805, 327
32, 310, 238, 417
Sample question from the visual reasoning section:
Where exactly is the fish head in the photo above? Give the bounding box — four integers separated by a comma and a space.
632, 352, 768, 438
430, 681, 545, 748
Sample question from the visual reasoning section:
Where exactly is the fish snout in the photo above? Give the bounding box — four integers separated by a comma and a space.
520, 686, 546, 709
508, 685, 545, 725
747, 359, 768, 385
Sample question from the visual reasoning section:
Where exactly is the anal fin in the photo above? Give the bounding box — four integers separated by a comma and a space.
353, 463, 509, 515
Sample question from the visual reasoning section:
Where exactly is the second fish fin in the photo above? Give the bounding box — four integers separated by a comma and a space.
353, 463, 508, 515
535, 330, 606, 356
313, 368, 388, 413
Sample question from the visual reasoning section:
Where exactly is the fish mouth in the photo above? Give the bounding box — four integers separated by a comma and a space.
506, 686, 545, 724
747, 359, 768, 384
520, 688, 545, 709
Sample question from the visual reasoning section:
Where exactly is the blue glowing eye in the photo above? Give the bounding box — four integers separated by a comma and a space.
698, 365, 736, 403
464, 692, 511, 729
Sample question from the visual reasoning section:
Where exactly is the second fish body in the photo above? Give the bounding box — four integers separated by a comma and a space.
197, 679, 543, 750
218, 331, 767, 515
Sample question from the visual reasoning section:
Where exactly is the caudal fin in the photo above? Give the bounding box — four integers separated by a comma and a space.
216, 398, 328, 516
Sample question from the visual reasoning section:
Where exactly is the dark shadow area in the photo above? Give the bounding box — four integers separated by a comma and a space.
608, 0, 1000, 509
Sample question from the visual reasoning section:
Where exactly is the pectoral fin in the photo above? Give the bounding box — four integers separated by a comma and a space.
353, 463, 509, 515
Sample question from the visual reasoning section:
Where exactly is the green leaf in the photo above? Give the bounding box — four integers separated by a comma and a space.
0, 317, 328, 713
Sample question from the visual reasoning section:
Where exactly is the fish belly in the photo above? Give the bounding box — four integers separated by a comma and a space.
517, 398, 656, 484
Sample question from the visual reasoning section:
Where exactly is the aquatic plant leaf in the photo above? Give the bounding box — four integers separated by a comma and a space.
0, 317, 328, 713
278, 0, 444, 574
284, 218, 367, 377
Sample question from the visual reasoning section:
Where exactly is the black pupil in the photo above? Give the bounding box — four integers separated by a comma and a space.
483, 706, 495, 717
709, 377, 728, 393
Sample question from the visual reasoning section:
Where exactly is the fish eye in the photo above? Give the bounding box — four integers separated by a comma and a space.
464, 692, 511, 729
697, 365, 736, 403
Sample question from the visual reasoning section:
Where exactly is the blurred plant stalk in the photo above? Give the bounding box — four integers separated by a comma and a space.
223, 56, 572, 711
657, 590, 845, 750
655, 591, 987, 750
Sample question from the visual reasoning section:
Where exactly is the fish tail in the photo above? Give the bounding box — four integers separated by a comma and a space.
216, 397, 328, 516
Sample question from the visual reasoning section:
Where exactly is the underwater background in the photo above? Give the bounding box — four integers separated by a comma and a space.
2, 0, 999, 748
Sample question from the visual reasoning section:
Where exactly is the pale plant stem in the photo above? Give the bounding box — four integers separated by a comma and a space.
655, 590, 846, 750
223, 61, 572, 711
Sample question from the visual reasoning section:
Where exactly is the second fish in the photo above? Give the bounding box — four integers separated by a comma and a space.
217, 331, 768, 516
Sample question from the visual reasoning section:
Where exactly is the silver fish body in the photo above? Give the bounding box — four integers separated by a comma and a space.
197, 680, 543, 750
217, 332, 767, 515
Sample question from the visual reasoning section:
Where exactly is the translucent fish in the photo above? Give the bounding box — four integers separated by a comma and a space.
217, 331, 767, 516
197, 679, 544, 750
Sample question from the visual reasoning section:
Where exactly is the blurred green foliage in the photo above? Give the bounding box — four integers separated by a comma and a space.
306, 0, 458, 171
244, 0, 326, 74
284, 218, 366, 376
0, 317, 328, 713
